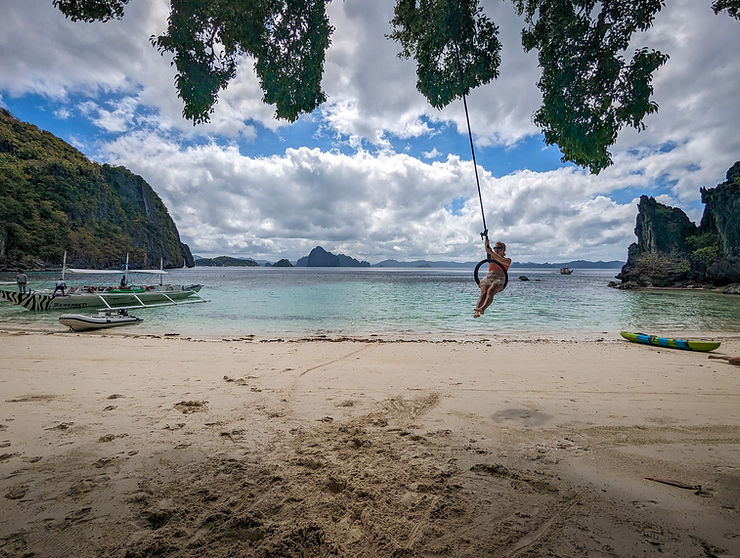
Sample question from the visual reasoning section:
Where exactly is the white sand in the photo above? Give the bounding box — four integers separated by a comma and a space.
1, 331, 739, 557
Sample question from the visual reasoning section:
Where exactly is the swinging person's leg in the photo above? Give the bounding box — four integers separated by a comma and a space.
478, 285, 495, 314
479, 282, 504, 313
474, 277, 491, 317
474, 289, 486, 317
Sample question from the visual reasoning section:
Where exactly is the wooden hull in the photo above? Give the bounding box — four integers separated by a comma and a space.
1, 285, 202, 311
59, 313, 142, 331
619, 331, 720, 352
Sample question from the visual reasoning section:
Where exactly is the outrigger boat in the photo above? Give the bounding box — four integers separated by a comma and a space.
0, 253, 206, 312
60, 309, 143, 332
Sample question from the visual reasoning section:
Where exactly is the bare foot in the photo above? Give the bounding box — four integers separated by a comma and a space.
473, 310, 480, 319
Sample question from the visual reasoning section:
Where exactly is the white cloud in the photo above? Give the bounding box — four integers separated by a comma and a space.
96, 132, 640, 263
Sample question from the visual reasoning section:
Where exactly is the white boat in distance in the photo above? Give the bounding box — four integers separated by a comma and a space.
0, 254, 206, 312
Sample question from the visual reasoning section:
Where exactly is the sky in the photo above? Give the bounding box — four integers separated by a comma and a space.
1, 0, 738, 264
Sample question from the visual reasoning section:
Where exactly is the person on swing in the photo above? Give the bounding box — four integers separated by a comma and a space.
474, 239, 510, 318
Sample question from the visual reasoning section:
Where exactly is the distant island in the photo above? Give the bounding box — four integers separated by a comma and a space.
194, 256, 293, 267
196, 247, 623, 269
373, 259, 624, 269
195, 256, 260, 267
295, 246, 370, 267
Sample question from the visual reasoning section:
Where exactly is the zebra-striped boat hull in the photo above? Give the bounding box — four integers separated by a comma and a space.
0, 285, 203, 311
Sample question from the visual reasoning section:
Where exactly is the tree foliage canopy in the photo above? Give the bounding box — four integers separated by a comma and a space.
52, 0, 739, 173
388, 0, 501, 109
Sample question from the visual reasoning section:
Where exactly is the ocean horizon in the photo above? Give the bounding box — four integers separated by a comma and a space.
2, 267, 738, 341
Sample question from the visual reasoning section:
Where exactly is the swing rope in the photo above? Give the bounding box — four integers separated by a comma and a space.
461, 88, 508, 289
462, 92, 488, 242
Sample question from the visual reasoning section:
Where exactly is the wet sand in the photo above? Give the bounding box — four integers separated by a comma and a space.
1, 331, 739, 557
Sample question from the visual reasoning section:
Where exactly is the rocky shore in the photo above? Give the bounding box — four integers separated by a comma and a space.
615, 161, 740, 293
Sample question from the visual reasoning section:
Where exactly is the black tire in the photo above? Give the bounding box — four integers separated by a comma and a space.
474, 259, 508, 290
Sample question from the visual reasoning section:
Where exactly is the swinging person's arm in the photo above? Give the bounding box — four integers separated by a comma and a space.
484, 238, 495, 258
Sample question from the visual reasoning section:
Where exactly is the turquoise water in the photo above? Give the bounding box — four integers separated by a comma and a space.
1, 267, 739, 339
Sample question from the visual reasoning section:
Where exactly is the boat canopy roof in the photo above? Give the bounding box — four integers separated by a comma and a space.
66, 268, 169, 275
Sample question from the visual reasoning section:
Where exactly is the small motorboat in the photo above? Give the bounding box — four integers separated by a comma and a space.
59, 309, 143, 332
560, 267, 573, 275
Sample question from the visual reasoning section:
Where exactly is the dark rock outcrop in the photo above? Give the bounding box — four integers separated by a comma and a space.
295, 246, 370, 267
271, 259, 293, 267
617, 162, 740, 289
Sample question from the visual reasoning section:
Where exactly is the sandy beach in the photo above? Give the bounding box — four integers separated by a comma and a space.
1, 330, 739, 557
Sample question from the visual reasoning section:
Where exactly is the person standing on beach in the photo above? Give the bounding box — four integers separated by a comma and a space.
474, 239, 511, 318
16, 271, 28, 293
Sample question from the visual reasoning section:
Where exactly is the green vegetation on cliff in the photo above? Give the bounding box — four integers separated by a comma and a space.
195, 256, 260, 267
0, 109, 193, 269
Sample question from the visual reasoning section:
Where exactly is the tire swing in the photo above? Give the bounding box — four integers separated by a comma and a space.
460, 89, 508, 292
474, 257, 508, 289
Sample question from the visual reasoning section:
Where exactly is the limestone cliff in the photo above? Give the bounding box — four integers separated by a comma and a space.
0, 109, 194, 269
295, 246, 370, 267
617, 162, 740, 289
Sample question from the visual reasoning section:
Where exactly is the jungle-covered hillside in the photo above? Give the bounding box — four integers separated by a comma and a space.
0, 109, 193, 270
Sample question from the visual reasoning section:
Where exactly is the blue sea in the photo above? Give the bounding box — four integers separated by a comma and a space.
1, 267, 739, 340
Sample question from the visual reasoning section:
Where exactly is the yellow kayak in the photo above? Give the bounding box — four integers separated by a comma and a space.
620, 331, 720, 352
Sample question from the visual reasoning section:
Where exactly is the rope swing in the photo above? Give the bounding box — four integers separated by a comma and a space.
462, 91, 508, 289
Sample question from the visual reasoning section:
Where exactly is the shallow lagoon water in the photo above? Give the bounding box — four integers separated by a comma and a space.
1, 267, 739, 339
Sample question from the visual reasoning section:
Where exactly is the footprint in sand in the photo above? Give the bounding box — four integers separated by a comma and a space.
174, 400, 208, 414
5, 485, 28, 500
98, 433, 129, 443
45, 422, 74, 431
632, 500, 659, 509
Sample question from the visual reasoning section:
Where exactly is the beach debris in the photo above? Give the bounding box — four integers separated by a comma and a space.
107, 393, 124, 399
707, 355, 740, 365
645, 477, 711, 496
223, 375, 249, 385
6, 394, 56, 403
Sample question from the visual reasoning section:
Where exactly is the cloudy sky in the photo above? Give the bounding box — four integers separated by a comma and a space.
1, 1, 738, 264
